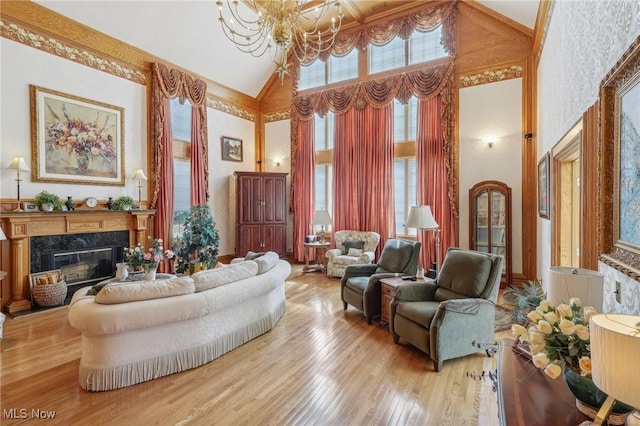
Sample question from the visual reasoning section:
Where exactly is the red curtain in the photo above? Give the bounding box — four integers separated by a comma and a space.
190, 105, 207, 205
332, 104, 394, 258
150, 62, 208, 272
416, 95, 456, 269
292, 117, 316, 262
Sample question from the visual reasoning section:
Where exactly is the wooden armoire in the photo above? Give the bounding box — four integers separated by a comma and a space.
234, 171, 287, 258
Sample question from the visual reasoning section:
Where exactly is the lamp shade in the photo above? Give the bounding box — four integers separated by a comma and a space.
312, 210, 332, 226
405, 205, 439, 230
590, 314, 640, 409
0, 227, 6, 240
7, 156, 30, 172
547, 266, 603, 312
133, 169, 148, 180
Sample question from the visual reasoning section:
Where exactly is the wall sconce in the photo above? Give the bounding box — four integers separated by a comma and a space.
273, 157, 282, 168
483, 137, 497, 149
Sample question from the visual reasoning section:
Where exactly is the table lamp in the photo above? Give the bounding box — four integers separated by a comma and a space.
406, 205, 440, 274
6, 156, 30, 212
590, 314, 640, 425
132, 169, 148, 209
312, 210, 332, 243
548, 266, 603, 312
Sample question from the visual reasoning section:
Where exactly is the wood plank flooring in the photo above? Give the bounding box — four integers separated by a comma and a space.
1, 265, 501, 425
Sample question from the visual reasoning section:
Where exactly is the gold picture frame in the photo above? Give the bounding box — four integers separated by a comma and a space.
600, 36, 640, 279
538, 152, 550, 219
221, 136, 243, 162
30, 85, 125, 186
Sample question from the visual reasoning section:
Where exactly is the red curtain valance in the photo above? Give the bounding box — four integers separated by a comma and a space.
292, 63, 454, 120
298, 1, 457, 64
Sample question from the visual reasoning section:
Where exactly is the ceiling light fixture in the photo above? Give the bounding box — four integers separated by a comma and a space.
216, 0, 343, 82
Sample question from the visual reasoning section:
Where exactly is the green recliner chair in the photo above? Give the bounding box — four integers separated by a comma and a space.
390, 247, 503, 372
341, 238, 421, 324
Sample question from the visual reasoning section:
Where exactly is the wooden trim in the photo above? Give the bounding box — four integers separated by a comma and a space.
521, 55, 536, 282
581, 102, 599, 269
463, 1, 534, 38
256, 113, 265, 171
533, 0, 554, 66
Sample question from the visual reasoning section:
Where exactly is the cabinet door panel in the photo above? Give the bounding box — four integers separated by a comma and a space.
238, 176, 264, 223
263, 225, 286, 257
238, 225, 264, 255
263, 176, 286, 223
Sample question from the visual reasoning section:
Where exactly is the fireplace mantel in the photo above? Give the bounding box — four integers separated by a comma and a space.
0, 210, 155, 314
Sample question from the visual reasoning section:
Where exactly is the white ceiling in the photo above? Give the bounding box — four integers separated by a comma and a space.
35, 1, 540, 99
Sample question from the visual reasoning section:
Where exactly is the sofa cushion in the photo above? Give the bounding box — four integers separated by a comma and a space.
395, 301, 439, 329
94, 277, 195, 305
342, 240, 365, 255
377, 242, 413, 272
253, 251, 280, 274
192, 261, 258, 292
244, 251, 265, 260
435, 250, 492, 300
347, 248, 363, 256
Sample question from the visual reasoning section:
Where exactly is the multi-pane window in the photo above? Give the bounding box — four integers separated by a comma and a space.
314, 112, 334, 215
170, 97, 192, 236
394, 97, 418, 142
299, 50, 359, 90
370, 26, 447, 74
394, 158, 417, 236
314, 113, 334, 150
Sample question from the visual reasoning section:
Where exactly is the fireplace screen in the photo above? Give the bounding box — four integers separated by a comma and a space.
54, 247, 113, 285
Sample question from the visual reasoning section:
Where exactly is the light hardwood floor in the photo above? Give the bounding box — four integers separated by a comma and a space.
1, 265, 502, 425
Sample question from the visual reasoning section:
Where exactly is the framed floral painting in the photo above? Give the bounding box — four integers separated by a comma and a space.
538, 152, 550, 219
30, 85, 125, 185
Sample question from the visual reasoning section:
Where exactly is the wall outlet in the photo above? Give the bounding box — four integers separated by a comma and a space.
615, 281, 622, 304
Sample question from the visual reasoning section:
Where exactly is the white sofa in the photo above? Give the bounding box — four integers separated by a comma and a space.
68, 252, 290, 391
325, 230, 381, 277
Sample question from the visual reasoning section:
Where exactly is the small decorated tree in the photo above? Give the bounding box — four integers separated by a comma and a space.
173, 204, 220, 274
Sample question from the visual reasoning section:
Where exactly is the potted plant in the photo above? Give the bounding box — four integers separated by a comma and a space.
113, 195, 137, 211
33, 190, 62, 211
503, 280, 545, 325
173, 204, 220, 274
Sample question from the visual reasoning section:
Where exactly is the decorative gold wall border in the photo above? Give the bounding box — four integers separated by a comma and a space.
206, 98, 255, 122
0, 19, 146, 84
458, 65, 524, 87
265, 111, 291, 123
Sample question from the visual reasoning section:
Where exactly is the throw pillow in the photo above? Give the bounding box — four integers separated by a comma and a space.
94, 277, 195, 304
245, 251, 265, 260
342, 240, 365, 255
252, 251, 279, 274
347, 248, 363, 257
191, 261, 258, 292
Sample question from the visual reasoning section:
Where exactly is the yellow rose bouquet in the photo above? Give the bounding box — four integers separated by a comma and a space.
511, 297, 597, 379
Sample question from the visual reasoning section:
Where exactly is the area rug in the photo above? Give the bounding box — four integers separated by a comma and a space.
494, 305, 513, 332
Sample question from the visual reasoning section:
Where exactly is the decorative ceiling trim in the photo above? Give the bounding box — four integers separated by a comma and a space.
0, 19, 146, 85
206, 97, 255, 122
265, 111, 291, 123
458, 65, 524, 87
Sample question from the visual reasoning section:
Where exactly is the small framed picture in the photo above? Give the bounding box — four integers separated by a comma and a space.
23, 202, 38, 212
537, 152, 550, 219
221, 136, 243, 162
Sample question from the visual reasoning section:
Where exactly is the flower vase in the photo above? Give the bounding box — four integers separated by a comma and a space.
143, 264, 158, 281
563, 367, 632, 424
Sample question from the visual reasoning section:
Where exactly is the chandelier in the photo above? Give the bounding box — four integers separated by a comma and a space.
216, 0, 344, 79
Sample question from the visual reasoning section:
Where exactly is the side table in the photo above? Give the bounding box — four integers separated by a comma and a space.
379, 276, 429, 324
303, 242, 330, 272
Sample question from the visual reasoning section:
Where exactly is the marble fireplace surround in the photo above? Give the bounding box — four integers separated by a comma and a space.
0, 210, 154, 314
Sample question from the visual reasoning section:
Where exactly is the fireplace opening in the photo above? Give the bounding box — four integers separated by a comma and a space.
30, 231, 129, 287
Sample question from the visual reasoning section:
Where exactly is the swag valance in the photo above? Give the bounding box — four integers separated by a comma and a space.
292, 62, 454, 120
299, 1, 457, 64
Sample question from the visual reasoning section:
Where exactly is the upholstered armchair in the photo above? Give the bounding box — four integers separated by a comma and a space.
389, 248, 503, 372
341, 238, 421, 324
326, 230, 381, 278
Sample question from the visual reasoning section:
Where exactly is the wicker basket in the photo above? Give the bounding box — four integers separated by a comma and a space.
32, 280, 67, 307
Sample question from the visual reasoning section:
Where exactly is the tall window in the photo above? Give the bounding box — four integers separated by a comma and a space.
370, 26, 447, 74
170, 97, 192, 236
314, 113, 334, 213
394, 158, 417, 236
299, 50, 359, 91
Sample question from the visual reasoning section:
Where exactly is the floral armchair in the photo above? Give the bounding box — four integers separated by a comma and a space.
325, 230, 381, 278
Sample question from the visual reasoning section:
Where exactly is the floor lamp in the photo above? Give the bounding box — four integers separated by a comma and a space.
6, 157, 30, 212
132, 169, 148, 209
406, 205, 440, 275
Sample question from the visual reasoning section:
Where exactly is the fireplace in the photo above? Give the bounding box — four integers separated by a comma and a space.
30, 231, 129, 286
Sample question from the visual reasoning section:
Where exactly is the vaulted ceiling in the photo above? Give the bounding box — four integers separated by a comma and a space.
34, 0, 540, 98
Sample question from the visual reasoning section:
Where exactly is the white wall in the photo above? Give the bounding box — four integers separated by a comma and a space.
264, 119, 293, 253
459, 78, 523, 276
0, 38, 146, 202
207, 109, 255, 257
538, 1, 640, 311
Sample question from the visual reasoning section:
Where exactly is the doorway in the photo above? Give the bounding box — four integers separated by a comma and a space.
552, 125, 582, 268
